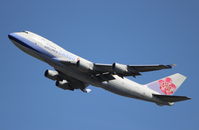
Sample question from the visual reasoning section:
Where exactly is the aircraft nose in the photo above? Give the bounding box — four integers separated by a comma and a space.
8, 33, 13, 39
8, 33, 16, 41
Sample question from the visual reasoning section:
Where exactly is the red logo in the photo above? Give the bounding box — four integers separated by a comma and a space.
159, 77, 176, 95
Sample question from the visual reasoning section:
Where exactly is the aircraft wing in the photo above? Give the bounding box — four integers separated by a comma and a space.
93, 63, 175, 77
127, 64, 175, 72
53, 56, 175, 77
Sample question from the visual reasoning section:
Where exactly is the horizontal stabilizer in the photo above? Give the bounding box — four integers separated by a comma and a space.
153, 94, 191, 102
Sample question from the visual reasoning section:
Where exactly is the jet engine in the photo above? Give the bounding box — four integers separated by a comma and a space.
76, 60, 94, 72
112, 63, 128, 74
55, 80, 72, 90
44, 70, 59, 80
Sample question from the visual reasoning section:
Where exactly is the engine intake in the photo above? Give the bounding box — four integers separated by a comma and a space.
77, 60, 94, 72
112, 63, 128, 74
44, 70, 59, 80
55, 80, 72, 90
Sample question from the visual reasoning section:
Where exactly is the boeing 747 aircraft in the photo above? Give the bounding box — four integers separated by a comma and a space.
8, 31, 190, 106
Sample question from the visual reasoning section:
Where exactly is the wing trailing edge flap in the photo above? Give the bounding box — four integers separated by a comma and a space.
94, 63, 175, 77
128, 64, 176, 72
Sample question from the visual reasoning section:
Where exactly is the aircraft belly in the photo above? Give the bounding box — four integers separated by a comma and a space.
102, 80, 141, 98
98, 76, 155, 102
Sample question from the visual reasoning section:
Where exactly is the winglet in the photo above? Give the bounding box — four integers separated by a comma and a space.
167, 64, 176, 68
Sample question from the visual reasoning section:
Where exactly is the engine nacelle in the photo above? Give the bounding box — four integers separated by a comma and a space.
44, 70, 59, 80
77, 60, 93, 72
55, 80, 71, 90
112, 63, 128, 74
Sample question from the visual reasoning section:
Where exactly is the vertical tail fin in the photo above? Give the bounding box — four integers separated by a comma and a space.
146, 73, 187, 95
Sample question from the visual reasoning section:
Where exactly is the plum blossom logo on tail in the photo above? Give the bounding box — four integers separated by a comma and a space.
159, 77, 176, 95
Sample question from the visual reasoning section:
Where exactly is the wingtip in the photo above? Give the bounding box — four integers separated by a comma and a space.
171, 64, 177, 67
167, 64, 176, 68
186, 97, 192, 100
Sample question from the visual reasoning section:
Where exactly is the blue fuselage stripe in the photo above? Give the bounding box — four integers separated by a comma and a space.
9, 34, 54, 58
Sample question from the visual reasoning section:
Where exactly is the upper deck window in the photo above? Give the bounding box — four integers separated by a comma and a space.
22, 31, 29, 34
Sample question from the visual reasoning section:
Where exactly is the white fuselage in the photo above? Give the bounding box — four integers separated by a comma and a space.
8, 31, 168, 105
